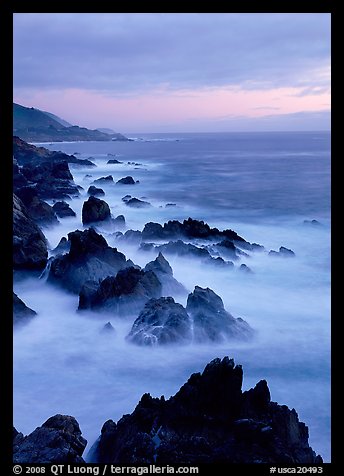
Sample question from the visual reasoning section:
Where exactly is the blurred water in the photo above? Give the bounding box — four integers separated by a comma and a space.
14, 131, 331, 461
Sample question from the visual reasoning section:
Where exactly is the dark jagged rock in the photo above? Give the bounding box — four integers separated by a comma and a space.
142, 218, 247, 243
87, 185, 105, 197
186, 286, 253, 342
153, 240, 210, 259
13, 414, 87, 463
93, 175, 114, 183
107, 158, 123, 164
204, 256, 234, 268
215, 239, 240, 260
144, 253, 187, 295
269, 246, 295, 258
51, 236, 71, 255
48, 228, 132, 293
52, 201, 76, 218
126, 198, 152, 208
116, 176, 136, 185
93, 357, 322, 464
15, 186, 59, 225
127, 297, 192, 346
13, 194, 48, 270
78, 267, 162, 315
13, 136, 96, 167
82, 196, 111, 225
13, 292, 37, 326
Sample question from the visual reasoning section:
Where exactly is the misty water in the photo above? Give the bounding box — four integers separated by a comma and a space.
13, 132, 331, 461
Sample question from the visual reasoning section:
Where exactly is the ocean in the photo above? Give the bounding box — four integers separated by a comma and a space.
13, 131, 331, 461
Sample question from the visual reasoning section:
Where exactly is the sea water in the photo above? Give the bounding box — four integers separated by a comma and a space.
13, 131, 331, 461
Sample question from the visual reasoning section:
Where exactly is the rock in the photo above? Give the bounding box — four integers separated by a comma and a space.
19, 160, 79, 200
107, 159, 123, 164
126, 297, 192, 346
87, 185, 105, 196
93, 175, 114, 183
82, 196, 111, 225
101, 322, 116, 334
269, 246, 295, 258
155, 240, 210, 259
186, 286, 253, 342
78, 267, 162, 315
204, 256, 234, 268
13, 414, 87, 463
52, 201, 76, 218
13, 136, 95, 167
13, 194, 48, 270
48, 228, 132, 293
126, 198, 152, 208
144, 253, 187, 295
119, 230, 142, 244
51, 236, 70, 255
142, 218, 247, 243
92, 357, 322, 464
113, 215, 125, 229
16, 186, 59, 225
121, 195, 132, 202
165, 203, 177, 208
216, 239, 240, 260
303, 219, 322, 227
239, 263, 253, 273
13, 292, 37, 326
116, 176, 136, 185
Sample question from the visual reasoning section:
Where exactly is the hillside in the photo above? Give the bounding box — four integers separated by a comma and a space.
13, 103, 129, 142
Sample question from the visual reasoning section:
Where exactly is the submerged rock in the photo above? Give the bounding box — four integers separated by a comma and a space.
13, 194, 48, 270
13, 415, 87, 463
48, 228, 132, 293
127, 297, 192, 346
107, 158, 123, 164
78, 266, 162, 315
13, 292, 37, 326
82, 196, 111, 225
93, 175, 114, 183
87, 185, 105, 196
269, 246, 295, 258
101, 322, 116, 334
186, 286, 253, 342
92, 357, 322, 464
52, 201, 76, 218
126, 198, 152, 208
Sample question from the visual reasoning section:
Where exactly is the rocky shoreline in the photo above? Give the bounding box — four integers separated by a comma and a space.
13, 137, 320, 463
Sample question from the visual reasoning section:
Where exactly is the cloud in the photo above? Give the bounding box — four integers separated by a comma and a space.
14, 13, 331, 95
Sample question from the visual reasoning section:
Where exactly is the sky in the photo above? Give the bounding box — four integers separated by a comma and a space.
13, 13, 331, 133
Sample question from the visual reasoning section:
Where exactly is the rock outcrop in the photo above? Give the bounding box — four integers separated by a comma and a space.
87, 185, 105, 196
269, 246, 295, 258
125, 198, 152, 208
13, 415, 87, 463
52, 201, 76, 218
82, 196, 111, 225
78, 267, 162, 315
186, 286, 253, 342
13, 194, 48, 270
144, 252, 186, 295
13, 292, 37, 326
47, 228, 132, 293
92, 357, 322, 464
116, 176, 136, 185
127, 297, 192, 345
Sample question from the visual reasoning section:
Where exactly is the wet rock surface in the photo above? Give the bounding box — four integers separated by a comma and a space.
93, 357, 322, 464
47, 228, 132, 293
13, 292, 37, 326
13, 415, 87, 463
82, 196, 111, 225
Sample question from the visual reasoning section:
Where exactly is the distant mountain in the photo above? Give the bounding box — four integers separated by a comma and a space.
13, 103, 129, 142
